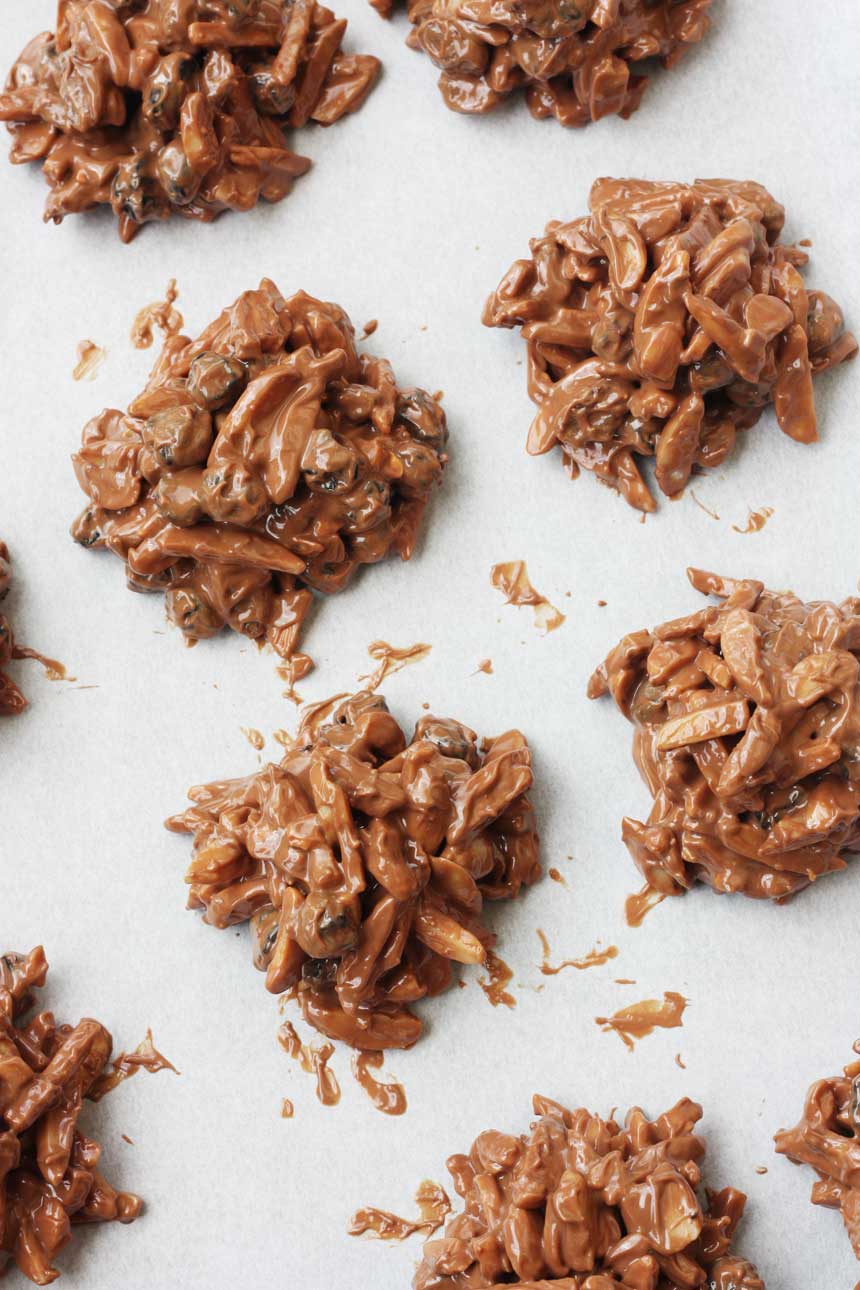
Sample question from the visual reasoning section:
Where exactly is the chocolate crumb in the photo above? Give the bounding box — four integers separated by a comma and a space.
73, 340, 106, 382
595, 992, 688, 1051
732, 506, 774, 535
491, 561, 565, 634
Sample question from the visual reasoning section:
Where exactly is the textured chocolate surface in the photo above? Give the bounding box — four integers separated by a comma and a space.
413, 1092, 764, 1288
590, 567, 860, 901
71, 279, 447, 669
167, 691, 540, 1049
775, 1050, 860, 1262
0, 949, 142, 1286
372, 1, 711, 127
485, 179, 856, 510
1, 1, 379, 240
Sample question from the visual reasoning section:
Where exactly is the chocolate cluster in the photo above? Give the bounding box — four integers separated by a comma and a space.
0, 542, 26, 717
71, 280, 447, 670
589, 568, 860, 902
166, 692, 540, 1050
372, 0, 711, 126
0, 948, 141, 1286
484, 178, 857, 511
775, 1049, 860, 1262
0, 0, 380, 241
414, 1092, 764, 1289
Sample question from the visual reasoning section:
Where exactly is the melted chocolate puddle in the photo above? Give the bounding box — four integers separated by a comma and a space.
278, 1019, 341, 1107
595, 991, 688, 1051
359, 640, 432, 691
348, 1180, 451, 1241
491, 561, 565, 634
732, 506, 774, 534
478, 949, 516, 1009
276, 653, 313, 706
625, 883, 666, 927
351, 1052, 407, 1116
12, 645, 74, 683
89, 1029, 179, 1101
131, 278, 183, 349
537, 929, 618, 976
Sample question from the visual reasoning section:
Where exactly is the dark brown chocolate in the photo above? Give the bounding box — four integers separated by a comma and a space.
589, 567, 860, 902
413, 1093, 764, 1288
166, 691, 540, 1050
1, 1, 380, 241
775, 1050, 860, 1261
485, 179, 857, 510
372, 0, 712, 126
71, 280, 448, 674
0, 948, 143, 1285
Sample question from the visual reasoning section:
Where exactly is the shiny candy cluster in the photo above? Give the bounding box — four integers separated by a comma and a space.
589, 568, 860, 902
0, 949, 141, 1286
484, 178, 856, 510
166, 692, 540, 1050
71, 279, 447, 671
414, 1092, 763, 1289
372, 0, 711, 127
0, 0, 380, 240
775, 1051, 860, 1261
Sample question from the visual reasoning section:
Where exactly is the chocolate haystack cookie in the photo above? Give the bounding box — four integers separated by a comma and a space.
0, 1, 380, 241
71, 279, 447, 676
484, 178, 856, 510
166, 692, 540, 1050
775, 1048, 860, 1262
414, 1092, 764, 1288
0, 948, 142, 1285
589, 568, 860, 902
371, 1, 712, 126
0, 543, 28, 717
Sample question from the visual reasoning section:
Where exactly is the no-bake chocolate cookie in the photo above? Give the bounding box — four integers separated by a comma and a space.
166, 691, 540, 1049
372, 1, 712, 126
485, 179, 856, 511
0, 544, 64, 716
0, 543, 27, 717
414, 1092, 764, 1288
0, 948, 142, 1285
775, 1048, 860, 1261
1, 1, 379, 241
589, 568, 860, 902
71, 280, 447, 672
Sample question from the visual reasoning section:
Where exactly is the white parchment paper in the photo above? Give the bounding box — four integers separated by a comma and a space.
1, 2, 859, 1285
